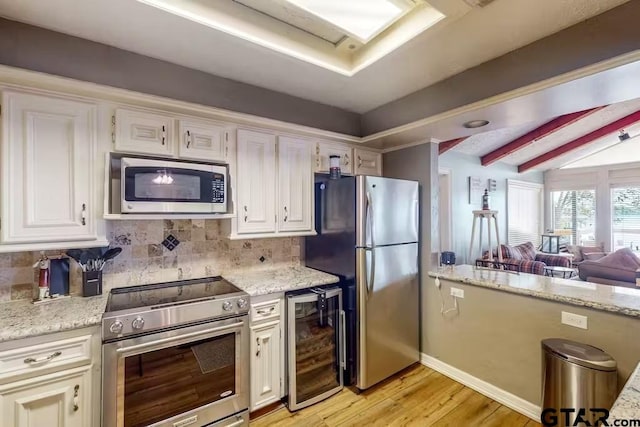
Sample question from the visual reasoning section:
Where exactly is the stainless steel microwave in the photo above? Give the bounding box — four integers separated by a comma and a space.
121, 157, 228, 214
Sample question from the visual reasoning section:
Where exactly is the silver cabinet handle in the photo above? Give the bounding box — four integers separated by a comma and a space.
244, 205, 248, 222
257, 307, 275, 315
24, 350, 62, 364
255, 337, 261, 357
81, 203, 87, 226
161, 125, 166, 145
340, 310, 346, 369
284, 206, 288, 222
186, 130, 191, 148
344, 154, 350, 166
358, 156, 363, 167
73, 384, 79, 412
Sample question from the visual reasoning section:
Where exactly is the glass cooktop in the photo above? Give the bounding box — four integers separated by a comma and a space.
106, 276, 243, 312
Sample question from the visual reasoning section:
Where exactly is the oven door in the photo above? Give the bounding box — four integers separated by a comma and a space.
103, 317, 249, 427
121, 157, 227, 214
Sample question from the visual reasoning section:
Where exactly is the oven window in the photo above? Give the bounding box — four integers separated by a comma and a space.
124, 166, 212, 202
123, 333, 236, 427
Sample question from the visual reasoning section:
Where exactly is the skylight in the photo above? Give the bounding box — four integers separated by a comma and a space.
284, 0, 409, 43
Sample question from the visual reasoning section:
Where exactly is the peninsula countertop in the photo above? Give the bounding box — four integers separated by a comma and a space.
609, 362, 640, 423
0, 265, 339, 344
428, 265, 640, 318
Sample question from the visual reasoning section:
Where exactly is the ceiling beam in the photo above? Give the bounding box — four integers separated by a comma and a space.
481, 107, 605, 166
518, 110, 640, 173
438, 137, 467, 155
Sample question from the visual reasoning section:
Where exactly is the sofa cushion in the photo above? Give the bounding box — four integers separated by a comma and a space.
515, 242, 537, 260
499, 244, 523, 260
567, 244, 605, 262
583, 252, 607, 261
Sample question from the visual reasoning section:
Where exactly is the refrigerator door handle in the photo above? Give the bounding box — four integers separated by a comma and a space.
340, 310, 346, 369
365, 191, 376, 298
366, 191, 375, 248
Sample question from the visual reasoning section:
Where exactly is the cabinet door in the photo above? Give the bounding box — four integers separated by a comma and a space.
178, 119, 228, 162
316, 142, 353, 175
278, 137, 313, 232
250, 321, 281, 411
114, 108, 174, 156
0, 367, 92, 427
1, 91, 97, 243
354, 148, 382, 176
236, 129, 276, 234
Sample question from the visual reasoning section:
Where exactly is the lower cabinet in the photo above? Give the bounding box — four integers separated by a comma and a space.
0, 366, 92, 427
250, 320, 281, 411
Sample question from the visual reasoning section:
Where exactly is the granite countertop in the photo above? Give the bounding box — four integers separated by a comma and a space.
609, 362, 640, 422
224, 265, 340, 297
429, 265, 640, 318
0, 265, 339, 344
0, 294, 109, 344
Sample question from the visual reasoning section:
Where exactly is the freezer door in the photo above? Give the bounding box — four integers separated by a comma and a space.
356, 176, 419, 248
356, 243, 419, 390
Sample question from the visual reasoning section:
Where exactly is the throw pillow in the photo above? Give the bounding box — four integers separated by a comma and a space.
580, 244, 605, 260
500, 244, 523, 260
515, 242, 537, 260
567, 245, 583, 262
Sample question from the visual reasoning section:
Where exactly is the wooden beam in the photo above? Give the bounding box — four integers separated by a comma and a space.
438, 137, 467, 155
481, 107, 605, 166
518, 110, 640, 173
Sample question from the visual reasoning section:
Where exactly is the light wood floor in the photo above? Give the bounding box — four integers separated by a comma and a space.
251, 364, 541, 427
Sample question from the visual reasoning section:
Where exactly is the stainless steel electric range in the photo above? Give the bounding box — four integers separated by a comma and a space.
102, 276, 250, 427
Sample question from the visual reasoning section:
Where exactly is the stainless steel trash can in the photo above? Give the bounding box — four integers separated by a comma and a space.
541, 339, 617, 427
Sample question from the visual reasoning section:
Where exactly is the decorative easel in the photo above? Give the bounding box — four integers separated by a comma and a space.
469, 210, 502, 263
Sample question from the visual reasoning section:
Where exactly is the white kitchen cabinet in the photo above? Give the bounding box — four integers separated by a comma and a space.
114, 107, 174, 156
1, 90, 99, 244
236, 129, 277, 234
178, 119, 230, 162
0, 366, 92, 427
354, 148, 382, 176
315, 142, 353, 175
250, 320, 281, 411
278, 136, 313, 233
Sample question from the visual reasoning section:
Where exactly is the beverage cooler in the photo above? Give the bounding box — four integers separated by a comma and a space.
286, 287, 345, 411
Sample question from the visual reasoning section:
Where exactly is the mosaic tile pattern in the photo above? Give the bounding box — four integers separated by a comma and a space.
0, 220, 302, 301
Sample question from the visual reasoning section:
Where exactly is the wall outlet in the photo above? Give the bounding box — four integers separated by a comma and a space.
561, 311, 588, 329
450, 287, 464, 298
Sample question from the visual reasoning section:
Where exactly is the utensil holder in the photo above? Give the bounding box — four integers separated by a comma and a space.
82, 270, 102, 297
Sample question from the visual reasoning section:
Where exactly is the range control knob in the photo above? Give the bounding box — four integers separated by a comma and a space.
222, 301, 233, 311
131, 317, 145, 330
109, 320, 124, 334
237, 298, 248, 309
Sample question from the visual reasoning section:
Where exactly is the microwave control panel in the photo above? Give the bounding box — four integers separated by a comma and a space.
211, 173, 225, 203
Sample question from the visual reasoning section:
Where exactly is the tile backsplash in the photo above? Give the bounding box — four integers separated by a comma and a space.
0, 219, 302, 302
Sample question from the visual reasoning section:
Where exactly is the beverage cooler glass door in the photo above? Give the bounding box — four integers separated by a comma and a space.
287, 288, 344, 411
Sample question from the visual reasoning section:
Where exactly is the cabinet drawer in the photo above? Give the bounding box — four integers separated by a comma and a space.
0, 335, 92, 383
250, 299, 281, 324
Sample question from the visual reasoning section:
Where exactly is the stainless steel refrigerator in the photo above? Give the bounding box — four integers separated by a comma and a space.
305, 175, 419, 390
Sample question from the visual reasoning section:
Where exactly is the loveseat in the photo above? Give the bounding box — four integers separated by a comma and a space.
496, 242, 571, 275
578, 248, 640, 288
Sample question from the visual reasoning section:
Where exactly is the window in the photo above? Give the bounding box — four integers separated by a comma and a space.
551, 190, 596, 246
611, 186, 640, 253
507, 180, 543, 246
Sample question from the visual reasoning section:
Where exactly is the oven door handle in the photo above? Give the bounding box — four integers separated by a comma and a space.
116, 320, 245, 355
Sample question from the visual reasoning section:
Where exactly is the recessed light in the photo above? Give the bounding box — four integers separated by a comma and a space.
463, 120, 490, 129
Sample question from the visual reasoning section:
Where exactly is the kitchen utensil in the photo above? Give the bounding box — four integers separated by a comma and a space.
102, 247, 122, 261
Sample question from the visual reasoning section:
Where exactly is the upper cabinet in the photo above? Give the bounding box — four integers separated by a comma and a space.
236, 129, 277, 234
114, 108, 174, 157
354, 148, 383, 176
178, 119, 229, 162
278, 136, 313, 233
1, 90, 100, 245
315, 142, 353, 175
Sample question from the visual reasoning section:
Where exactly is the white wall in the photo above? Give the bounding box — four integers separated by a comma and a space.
545, 160, 640, 251
439, 151, 543, 263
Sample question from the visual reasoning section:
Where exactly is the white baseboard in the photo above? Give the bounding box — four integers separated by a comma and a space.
420, 353, 541, 421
